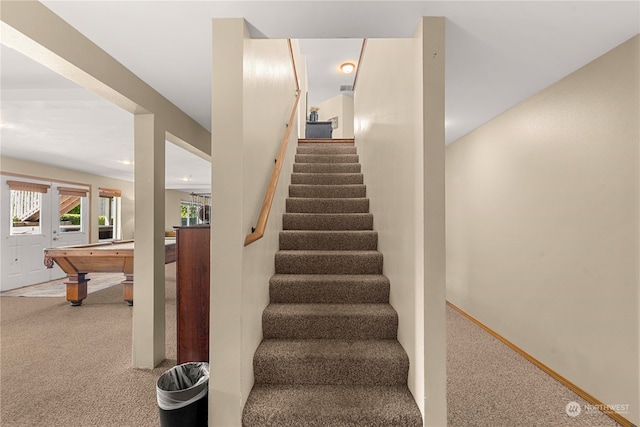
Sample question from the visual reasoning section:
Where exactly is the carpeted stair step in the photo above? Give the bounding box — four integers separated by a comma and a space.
279, 230, 377, 251
289, 184, 366, 198
275, 250, 383, 275
297, 145, 357, 155
253, 339, 409, 385
242, 384, 423, 427
269, 274, 390, 304
286, 197, 369, 213
283, 213, 373, 230
291, 173, 363, 185
295, 154, 359, 164
293, 163, 361, 174
298, 139, 354, 145
243, 139, 423, 427
262, 303, 398, 340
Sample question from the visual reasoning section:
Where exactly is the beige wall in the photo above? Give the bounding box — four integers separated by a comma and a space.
317, 93, 354, 138
241, 35, 299, 402
291, 40, 308, 139
342, 94, 354, 139
354, 17, 446, 426
210, 18, 298, 426
164, 190, 191, 232
446, 35, 639, 425
0, 156, 135, 241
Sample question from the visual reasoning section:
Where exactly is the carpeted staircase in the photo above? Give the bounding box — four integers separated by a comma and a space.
242, 139, 423, 426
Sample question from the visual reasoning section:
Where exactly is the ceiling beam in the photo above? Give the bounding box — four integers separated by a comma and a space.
0, 0, 211, 157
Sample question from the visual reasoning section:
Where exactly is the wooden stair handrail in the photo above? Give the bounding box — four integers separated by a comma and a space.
352, 38, 367, 91
244, 40, 300, 246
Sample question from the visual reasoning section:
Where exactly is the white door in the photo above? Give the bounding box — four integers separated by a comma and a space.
1, 177, 89, 291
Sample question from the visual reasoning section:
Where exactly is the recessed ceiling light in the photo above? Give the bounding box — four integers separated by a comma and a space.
120, 159, 133, 165
340, 62, 356, 74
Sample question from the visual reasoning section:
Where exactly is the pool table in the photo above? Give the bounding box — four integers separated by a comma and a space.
43, 239, 176, 306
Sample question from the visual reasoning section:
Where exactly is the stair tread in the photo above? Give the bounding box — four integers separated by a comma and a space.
279, 230, 378, 251
271, 273, 389, 283
295, 154, 359, 163
291, 172, 364, 178
284, 211, 371, 215
277, 249, 381, 255
283, 213, 374, 231
291, 173, 364, 185
283, 212, 373, 219
291, 173, 362, 176
286, 198, 370, 214
297, 141, 355, 144
293, 164, 361, 174
262, 304, 397, 339
296, 154, 358, 158
289, 184, 366, 191
264, 303, 396, 316
296, 147, 357, 154
243, 384, 422, 427
253, 339, 409, 385
289, 184, 366, 199
269, 274, 390, 304
256, 338, 405, 360
280, 230, 378, 235
280, 229, 376, 234
286, 197, 369, 203
279, 230, 377, 237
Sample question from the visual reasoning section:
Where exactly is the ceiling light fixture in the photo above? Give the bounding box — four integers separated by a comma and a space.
340, 62, 356, 74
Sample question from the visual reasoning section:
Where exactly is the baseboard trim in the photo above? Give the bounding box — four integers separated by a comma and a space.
446, 301, 636, 427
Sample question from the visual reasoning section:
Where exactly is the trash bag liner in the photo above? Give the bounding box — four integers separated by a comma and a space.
156, 362, 209, 411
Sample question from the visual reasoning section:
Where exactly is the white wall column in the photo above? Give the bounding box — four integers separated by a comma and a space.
210, 18, 246, 426
354, 16, 446, 426
420, 16, 447, 427
132, 113, 166, 368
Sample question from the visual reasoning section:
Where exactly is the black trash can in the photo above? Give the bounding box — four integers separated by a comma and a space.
156, 362, 209, 426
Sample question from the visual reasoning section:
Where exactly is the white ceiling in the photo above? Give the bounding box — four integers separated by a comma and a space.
1, 1, 638, 194
0, 45, 213, 193
299, 38, 363, 108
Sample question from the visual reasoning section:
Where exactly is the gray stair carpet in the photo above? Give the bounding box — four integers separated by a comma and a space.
242, 140, 422, 427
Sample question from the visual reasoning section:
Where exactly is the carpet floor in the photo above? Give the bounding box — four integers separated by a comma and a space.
0, 263, 177, 427
1, 272, 124, 298
446, 305, 620, 427
0, 264, 621, 426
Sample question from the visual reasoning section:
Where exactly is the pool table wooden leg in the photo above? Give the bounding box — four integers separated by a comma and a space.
123, 274, 134, 306
65, 273, 88, 306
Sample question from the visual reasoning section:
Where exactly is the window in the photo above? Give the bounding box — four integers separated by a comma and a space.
8, 180, 49, 236
181, 201, 200, 226
99, 188, 121, 240
181, 194, 210, 226
58, 187, 88, 233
